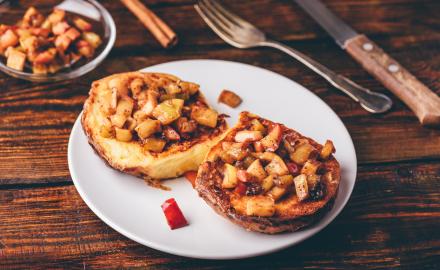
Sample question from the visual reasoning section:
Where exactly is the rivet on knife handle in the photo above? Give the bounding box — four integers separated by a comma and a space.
345, 34, 440, 126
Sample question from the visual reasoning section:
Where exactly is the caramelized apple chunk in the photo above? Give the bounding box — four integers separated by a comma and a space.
245, 196, 275, 217
191, 106, 218, 128
222, 163, 238, 189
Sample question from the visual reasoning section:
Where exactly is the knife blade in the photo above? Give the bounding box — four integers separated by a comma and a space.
295, 0, 440, 126
294, 0, 357, 47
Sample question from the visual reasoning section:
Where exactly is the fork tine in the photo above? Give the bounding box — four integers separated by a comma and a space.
195, 4, 241, 47
205, 0, 253, 28
200, 0, 237, 29
198, 0, 234, 33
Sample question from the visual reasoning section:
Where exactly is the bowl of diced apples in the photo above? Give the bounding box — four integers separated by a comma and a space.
0, 0, 116, 82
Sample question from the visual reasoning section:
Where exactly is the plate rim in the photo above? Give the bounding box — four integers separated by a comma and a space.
68, 59, 357, 260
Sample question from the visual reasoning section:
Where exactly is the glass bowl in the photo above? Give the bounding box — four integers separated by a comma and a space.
0, 0, 116, 82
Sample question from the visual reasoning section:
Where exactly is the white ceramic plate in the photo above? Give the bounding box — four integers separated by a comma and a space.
68, 60, 357, 259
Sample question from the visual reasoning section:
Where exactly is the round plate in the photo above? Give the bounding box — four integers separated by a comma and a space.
68, 60, 357, 259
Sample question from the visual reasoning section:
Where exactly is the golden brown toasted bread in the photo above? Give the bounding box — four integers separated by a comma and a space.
195, 112, 340, 233
81, 72, 228, 180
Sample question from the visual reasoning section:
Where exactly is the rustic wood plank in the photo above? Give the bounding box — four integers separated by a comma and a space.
0, 161, 439, 269
1, 41, 439, 184
98, 0, 440, 50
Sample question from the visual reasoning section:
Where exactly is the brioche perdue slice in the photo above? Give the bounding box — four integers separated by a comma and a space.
81, 72, 227, 180
195, 111, 340, 233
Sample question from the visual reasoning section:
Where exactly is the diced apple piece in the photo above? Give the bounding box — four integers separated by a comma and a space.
135, 119, 161, 139
294, 174, 309, 201
31, 27, 50, 37
307, 174, 321, 190
218, 89, 242, 108
250, 119, 266, 133
143, 138, 166, 153
261, 175, 274, 192
34, 48, 57, 64
6, 48, 26, 71
19, 35, 38, 52
282, 138, 296, 153
176, 117, 197, 133
0, 29, 19, 49
245, 196, 275, 217
152, 99, 184, 125
163, 126, 180, 141
116, 96, 134, 117
65, 27, 81, 41
237, 170, 257, 183
23, 7, 44, 27
253, 141, 264, 152
222, 164, 238, 188
52, 21, 70, 35
178, 81, 199, 95
55, 34, 72, 51
76, 39, 94, 57
130, 78, 144, 98
260, 124, 282, 152
47, 9, 66, 24
115, 127, 132, 142
165, 83, 182, 95
32, 63, 48, 74
301, 160, 321, 175
140, 90, 158, 116
73, 17, 92, 31
274, 175, 294, 188
234, 130, 263, 143
320, 140, 335, 160
264, 154, 289, 176
290, 143, 315, 165
225, 142, 248, 161
82, 32, 101, 48
191, 106, 218, 128
110, 97, 134, 128
246, 159, 267, 181
108, 76, 129, 97
268, 186, 287, 201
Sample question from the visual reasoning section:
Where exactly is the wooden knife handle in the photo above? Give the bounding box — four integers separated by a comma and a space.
345, 34, 440, 126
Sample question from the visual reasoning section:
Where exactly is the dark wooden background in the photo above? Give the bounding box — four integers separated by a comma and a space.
1, 0, 439, 269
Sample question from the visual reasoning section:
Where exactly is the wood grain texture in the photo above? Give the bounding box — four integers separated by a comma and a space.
0, 0, 439, 268
0, 161, 439, 269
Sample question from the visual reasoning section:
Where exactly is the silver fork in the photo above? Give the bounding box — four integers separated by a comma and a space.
195, 0, 392, 113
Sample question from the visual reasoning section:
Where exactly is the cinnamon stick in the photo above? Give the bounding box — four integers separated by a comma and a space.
120, 0, 178, 48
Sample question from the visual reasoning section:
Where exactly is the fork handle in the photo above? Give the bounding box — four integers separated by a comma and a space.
260, 40, 392, 114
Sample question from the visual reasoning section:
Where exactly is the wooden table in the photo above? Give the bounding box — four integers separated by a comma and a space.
1, 0, 439, 268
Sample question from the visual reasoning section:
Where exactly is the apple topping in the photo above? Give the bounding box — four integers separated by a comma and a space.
152, 99, 184, 125
218, 89, 242, 108
222, 163, 238, 189
320, 140, 335, 160
300, 160, 321, 176
245, 196, 275, 217
191, 105, 218, 128
294, 174, 309, 201
246, 159, 267, 181
234, 130, 263, 143
260, 124, 282, 152
143, 138, 166, 152
135, 119, 161, 140
115, 127, 132, 142
290, 142, 315, 165
264, 154, 289, 176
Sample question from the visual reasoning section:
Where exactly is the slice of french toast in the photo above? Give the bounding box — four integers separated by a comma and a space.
81, 72, 227, 180
195, 111, 340, 233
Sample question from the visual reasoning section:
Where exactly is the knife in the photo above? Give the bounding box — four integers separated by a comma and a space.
295, 0, 440, 126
